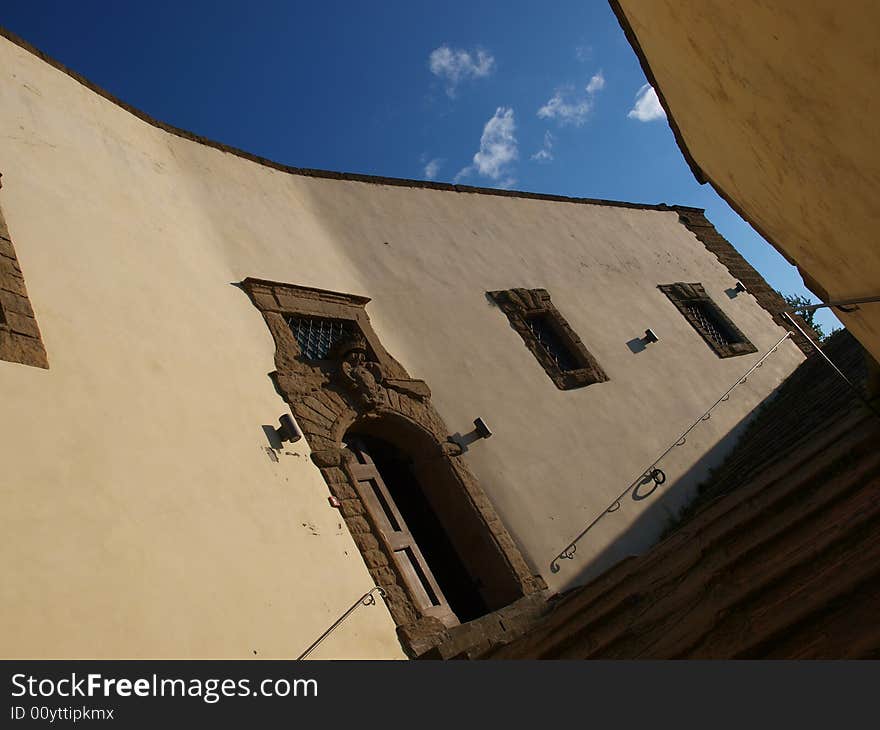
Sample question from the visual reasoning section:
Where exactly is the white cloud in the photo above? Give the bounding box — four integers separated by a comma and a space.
537, 70, 605, 127
423, 158, 443, 180
429, 45, 495, 97
586, 71, 605, 95
627, 83, 666, 122
455, 107, 518, 184
531, 131, 554, 163
537, 89, 591, 126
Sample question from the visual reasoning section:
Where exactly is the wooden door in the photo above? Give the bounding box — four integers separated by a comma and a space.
345, 438, 459, 628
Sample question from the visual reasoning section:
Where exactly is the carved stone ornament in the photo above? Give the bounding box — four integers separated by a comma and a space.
241, 278, 546, 657
332, 335, 388, 409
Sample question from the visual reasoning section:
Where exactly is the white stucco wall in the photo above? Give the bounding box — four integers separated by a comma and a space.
0, 34, 804, 657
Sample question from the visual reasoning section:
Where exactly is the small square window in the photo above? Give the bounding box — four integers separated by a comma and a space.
488, 288, 608, 390
659, 283, 757, 358
284, 315, 358, 361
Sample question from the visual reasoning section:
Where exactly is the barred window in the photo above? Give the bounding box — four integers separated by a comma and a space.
525, 314, 580, 372
659, 283, 757, 358
488, 288, 608, 390
683, 301, 736, 349
285, 315, 357, 361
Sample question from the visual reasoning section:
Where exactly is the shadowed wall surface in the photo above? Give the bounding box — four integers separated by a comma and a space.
487, 333, 880, 659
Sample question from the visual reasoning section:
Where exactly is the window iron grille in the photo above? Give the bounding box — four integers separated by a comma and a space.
659, 282, 757, 358
684, 301, 735, 348
285, 315, 356, 360
487, 288, 608, 389
526, 314, 580, 372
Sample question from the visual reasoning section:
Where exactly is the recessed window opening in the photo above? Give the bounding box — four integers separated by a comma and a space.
526, 313, 580, 372
659, 282, 757, 358
285, 315, 357, 360
488, 288, 609, 390
684, 301, 736, 348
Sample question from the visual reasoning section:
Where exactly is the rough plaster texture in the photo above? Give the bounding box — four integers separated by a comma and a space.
0, 33, 803, 657
614, 0, 880, 364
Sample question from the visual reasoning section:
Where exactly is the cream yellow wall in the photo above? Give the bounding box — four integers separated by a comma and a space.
0, 37, 402, 660
0, 33, 803, 658
616, 0, 880, 364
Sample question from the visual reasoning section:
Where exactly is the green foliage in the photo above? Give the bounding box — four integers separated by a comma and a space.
781, 292, 826, 340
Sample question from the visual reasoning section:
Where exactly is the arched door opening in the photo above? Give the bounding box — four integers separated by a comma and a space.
343, 432, 488, 625
243, 278, 546, 654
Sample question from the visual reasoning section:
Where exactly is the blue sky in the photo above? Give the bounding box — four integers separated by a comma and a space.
1, 0, 837, 334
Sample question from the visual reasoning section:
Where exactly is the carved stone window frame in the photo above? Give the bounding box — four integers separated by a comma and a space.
0, 176, 48, 369
241, 278, 545, 657
488, 288, 608, 390
659, 282, 758, 358
243, 279, 397, 374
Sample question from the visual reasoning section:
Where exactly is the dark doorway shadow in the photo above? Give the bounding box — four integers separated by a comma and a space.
343, 432, 488, 623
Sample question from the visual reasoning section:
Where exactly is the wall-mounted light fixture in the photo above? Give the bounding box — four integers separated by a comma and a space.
473, 417, 492, 440
276, 413, 302, 443
450, 417, 493, 453
643, 328, 660, 344
734, 281, 747, 293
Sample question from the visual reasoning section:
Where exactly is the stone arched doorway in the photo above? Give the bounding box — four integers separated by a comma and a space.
342, 431, 487, 626
242, 278, 545, 655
